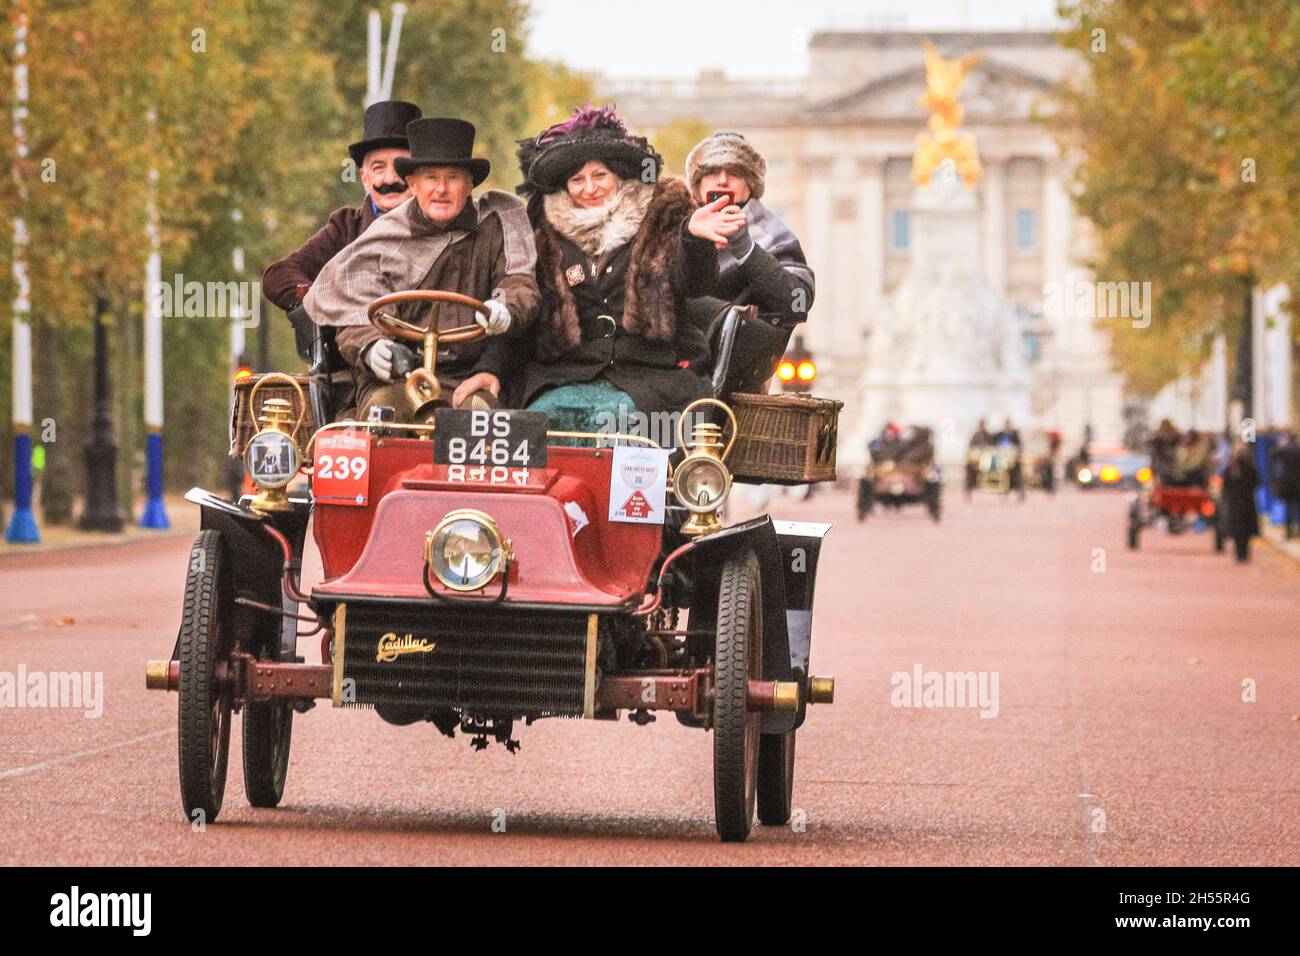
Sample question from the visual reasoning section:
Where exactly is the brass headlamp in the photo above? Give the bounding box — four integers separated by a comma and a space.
242, 373, 306, 514
672, 398, 738, 537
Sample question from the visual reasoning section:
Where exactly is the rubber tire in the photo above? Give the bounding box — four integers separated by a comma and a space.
1214, 513, 1225, 553
713, 549, 762, 843
178, 529, 233, 825
927, 485, 942, 523
1127, 522, 1139, 550
243, 698, 292, 808
243, 595, 295, 808
756, 730, 795, 826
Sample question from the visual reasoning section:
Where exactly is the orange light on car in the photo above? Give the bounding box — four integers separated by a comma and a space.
1136, 467, 1153, 484
1099, 466, 1120, 483
777, 361, 796, 382
796, 360, 816, 382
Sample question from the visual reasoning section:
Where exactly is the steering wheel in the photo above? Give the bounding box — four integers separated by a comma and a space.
367, 289, 489, 345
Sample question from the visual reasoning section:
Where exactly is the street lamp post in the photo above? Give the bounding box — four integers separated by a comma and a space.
79, 297, 125, 532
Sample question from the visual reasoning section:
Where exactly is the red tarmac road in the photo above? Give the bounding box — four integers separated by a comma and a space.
1, 485, 1297, 865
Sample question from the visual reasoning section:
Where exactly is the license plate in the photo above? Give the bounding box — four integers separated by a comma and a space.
433, 409, 548, 468
313, 432, 372, 506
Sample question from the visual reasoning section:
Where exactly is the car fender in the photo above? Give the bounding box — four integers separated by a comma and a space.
169, 489, 311, 662
691, 515, 824, 734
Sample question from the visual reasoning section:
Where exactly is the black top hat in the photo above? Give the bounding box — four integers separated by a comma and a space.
394, 118, 491, 186
348, 100, 423, 168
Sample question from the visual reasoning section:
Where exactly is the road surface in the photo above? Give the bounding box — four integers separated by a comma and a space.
2, 485, 1297, 865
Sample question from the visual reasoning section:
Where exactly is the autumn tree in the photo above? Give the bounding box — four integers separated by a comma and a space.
1054, 0, 1300, 398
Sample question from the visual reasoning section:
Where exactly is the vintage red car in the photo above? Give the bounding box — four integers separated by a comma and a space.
147, 292, 837, 842
1127, 472, 1224, 552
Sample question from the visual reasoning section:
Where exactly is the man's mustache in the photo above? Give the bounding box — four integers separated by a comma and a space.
373, 180, 408, 195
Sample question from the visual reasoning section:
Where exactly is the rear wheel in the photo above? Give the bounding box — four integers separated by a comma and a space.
177, 530, 233, 825
713, 549, 762, 842
1213, 510, 1225, 553
243, 698, 292, 808
756, 730, 795, 825
1127, 504, 1141, 550
926, 484, 942, 523
243, 592, 295, 808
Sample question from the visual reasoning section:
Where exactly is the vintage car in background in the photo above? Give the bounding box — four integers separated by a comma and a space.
857, 426, 941, 522
965, 441, 1024, 499
1127, 470, 1223, 551
1073, 447, 1152, 492
1020, 429, 1061, 493
146, 294, 839, 843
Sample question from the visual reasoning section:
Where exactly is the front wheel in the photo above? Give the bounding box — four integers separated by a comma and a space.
713, 549, 762, 842
177, 530, 233, 825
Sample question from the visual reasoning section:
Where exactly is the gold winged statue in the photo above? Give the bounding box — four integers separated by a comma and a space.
912, 39, 983, 188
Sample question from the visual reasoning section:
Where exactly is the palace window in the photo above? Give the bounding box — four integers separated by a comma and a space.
1014, 209, 1037, 250
891, 210, 911, 251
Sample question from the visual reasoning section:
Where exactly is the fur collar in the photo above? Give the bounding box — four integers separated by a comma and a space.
542, 179, 654, 258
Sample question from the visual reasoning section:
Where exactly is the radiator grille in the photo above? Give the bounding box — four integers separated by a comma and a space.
335, 603, 594, 717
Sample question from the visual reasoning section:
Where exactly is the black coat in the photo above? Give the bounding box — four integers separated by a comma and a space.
1272, 442, 1300, 500
1222, 456, 1260, 539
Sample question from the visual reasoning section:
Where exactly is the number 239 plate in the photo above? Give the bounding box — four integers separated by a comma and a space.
433, 409, 548, 468
313, 432, 372, 506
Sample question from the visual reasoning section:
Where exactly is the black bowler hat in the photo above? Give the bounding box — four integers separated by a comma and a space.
394, 117, 491, 186
348, 100, 423, 168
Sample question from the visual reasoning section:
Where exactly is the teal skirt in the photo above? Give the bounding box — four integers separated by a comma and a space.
528, 379, 637, 447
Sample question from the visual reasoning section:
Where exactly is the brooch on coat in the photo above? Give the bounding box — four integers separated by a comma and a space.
564, 264, 586, 287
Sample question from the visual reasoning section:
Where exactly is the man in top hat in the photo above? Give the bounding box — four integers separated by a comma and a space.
305, 117, 540, 418
265, 100, 423, 318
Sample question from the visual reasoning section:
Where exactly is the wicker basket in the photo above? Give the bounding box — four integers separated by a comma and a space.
728, 393, 844, 484
229, 373, 316, 460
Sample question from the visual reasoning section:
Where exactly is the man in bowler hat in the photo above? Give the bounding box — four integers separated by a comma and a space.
305, 117, 540, 418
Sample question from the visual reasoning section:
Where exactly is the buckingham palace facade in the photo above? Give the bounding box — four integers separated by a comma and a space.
599, 29, 1127, 458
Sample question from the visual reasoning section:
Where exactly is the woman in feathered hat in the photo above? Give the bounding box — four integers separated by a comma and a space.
511, 105, 744, 435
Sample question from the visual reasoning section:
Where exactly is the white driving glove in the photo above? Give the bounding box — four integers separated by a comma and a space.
365, 339, 399, 382
476, 297, 513, 336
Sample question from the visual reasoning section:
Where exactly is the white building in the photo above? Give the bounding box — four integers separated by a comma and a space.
600, 29, 1126, 458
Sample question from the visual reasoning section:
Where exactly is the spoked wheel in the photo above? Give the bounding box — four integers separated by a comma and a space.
713, 549, 762, 842
243, 685, 293, 808
756, 729, 796, 826
177, 529, 233, 825
243, 585, 295, 807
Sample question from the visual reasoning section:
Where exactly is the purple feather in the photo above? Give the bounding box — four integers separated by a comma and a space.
536, 104, 626, 145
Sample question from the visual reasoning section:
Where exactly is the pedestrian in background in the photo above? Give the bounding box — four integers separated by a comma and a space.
1222, 442, 1260, 563
1270, 431, 1300, 539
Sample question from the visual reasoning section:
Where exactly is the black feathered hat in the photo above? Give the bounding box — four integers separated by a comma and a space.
523, 105, 662, 193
